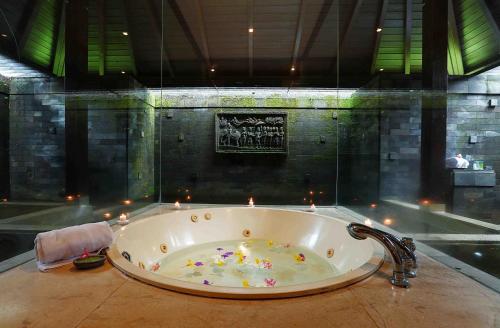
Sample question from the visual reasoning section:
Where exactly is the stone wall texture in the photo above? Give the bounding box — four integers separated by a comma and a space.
8, 78, 65, 201
447, 67, 500, 221
88, 97, 155, 206
161, 108, 338, 205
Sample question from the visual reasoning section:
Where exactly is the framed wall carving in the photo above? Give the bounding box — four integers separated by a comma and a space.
215, 112, 287, 154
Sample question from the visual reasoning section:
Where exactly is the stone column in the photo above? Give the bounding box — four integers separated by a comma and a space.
65, 0, 89, 202
420, 0, 449, 202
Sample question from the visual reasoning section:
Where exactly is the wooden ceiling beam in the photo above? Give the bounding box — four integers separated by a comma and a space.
330, 0, 364, 72
168, 0, 208, 72
404, 0, 413, 75
291, 0, 306, 74
370, 0, 389, 73
18, 0, 42, 56
301, 0, 334, 60
194, 0, 211, 76
145, 0, 175, 78
97, 0, 106, 76
447, 0, 464, 75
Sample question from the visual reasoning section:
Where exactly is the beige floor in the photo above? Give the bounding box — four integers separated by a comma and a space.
1, 251, 499, 328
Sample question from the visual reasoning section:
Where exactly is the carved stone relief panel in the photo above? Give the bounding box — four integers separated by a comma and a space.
215, 112, 287, 154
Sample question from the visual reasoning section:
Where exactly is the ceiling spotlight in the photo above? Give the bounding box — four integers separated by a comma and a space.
122, 31, 129, 36
121, 70, 126, 74
1, 34, 7, 38
248, 28, 254, 33
376, 27, 382, 32
379, 68, 384, 71
210, 67, 215, 72
291, 66, 296, 71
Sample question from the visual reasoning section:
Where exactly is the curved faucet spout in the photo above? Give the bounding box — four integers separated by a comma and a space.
347, 223, 417, 288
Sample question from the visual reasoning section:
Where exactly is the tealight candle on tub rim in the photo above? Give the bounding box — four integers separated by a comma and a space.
118, 213, 129, 225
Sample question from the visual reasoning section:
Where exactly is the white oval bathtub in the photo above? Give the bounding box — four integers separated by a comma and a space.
107, 207, 384, 299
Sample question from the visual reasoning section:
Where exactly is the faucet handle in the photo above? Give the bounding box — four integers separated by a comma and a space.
401, 237, 417, 277
401, 237, 416, 252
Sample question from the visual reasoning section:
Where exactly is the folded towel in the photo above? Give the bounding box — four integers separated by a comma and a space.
34, 221, 113, 271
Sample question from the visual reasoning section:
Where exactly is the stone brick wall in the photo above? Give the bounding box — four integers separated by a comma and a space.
0, 92, 9, 199
352, 88, 422, 203
8, 78, 65, 201
161, 108, 338, 205
447, 67, 500, 221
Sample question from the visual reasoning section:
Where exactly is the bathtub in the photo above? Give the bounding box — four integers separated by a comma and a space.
107, 207, 384, 299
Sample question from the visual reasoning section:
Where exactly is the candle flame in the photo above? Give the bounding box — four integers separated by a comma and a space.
103, 212, 112, 219
364, 219, 373, 227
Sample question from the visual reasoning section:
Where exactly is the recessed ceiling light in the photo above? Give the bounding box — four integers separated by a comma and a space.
376, 27, 382, 32
248, 28, 254, 33
121, 70, 126, 74
379, 68, 384, 71
474, 252, 482, 257
210, 68, 215, 72
122, 31, 129, 36
1, 34, 7, 38
291, 66, 296, 71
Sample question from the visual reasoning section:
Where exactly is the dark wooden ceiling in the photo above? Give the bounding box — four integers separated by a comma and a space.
0, 0, 499, 87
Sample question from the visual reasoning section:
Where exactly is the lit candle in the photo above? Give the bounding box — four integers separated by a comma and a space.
103, 212, 112, 220
123, 199, 132, 205
370, 203, 377, 209
1, 198, 7, 202
174, 201, 181, 209
66, 195, 74, 201
118, 213, 129, 225
383, 217, 392, 225
364, 218, 373, 227
248, 197, 254, 207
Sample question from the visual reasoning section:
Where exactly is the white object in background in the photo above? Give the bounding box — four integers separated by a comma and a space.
447, 153, 469, 168
248, 197, 254, 207
174, 201, 181, 209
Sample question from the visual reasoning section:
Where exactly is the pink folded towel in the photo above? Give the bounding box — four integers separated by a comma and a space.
34, 221, 113, 270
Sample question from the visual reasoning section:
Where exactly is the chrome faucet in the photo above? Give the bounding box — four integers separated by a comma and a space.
347, 223, 417, 288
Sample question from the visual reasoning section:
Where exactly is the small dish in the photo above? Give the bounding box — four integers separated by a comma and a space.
73, 255, 106, 270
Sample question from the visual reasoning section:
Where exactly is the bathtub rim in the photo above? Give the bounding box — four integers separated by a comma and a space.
107, 207, 385, 299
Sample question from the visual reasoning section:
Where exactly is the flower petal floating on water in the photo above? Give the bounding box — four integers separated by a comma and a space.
294, 253, 306, 263
237, 255, 247, 264
216, 247, 223, 251
242, 280, 250, 288
150, 262, 160, 272
203, 280, 211, 285
263, 259, 272, 269
186, 259, 194, 267
194, 261, 204, 267
221, 251, 233, 259
264, 278, 277, 287
267, 240, 274, 247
